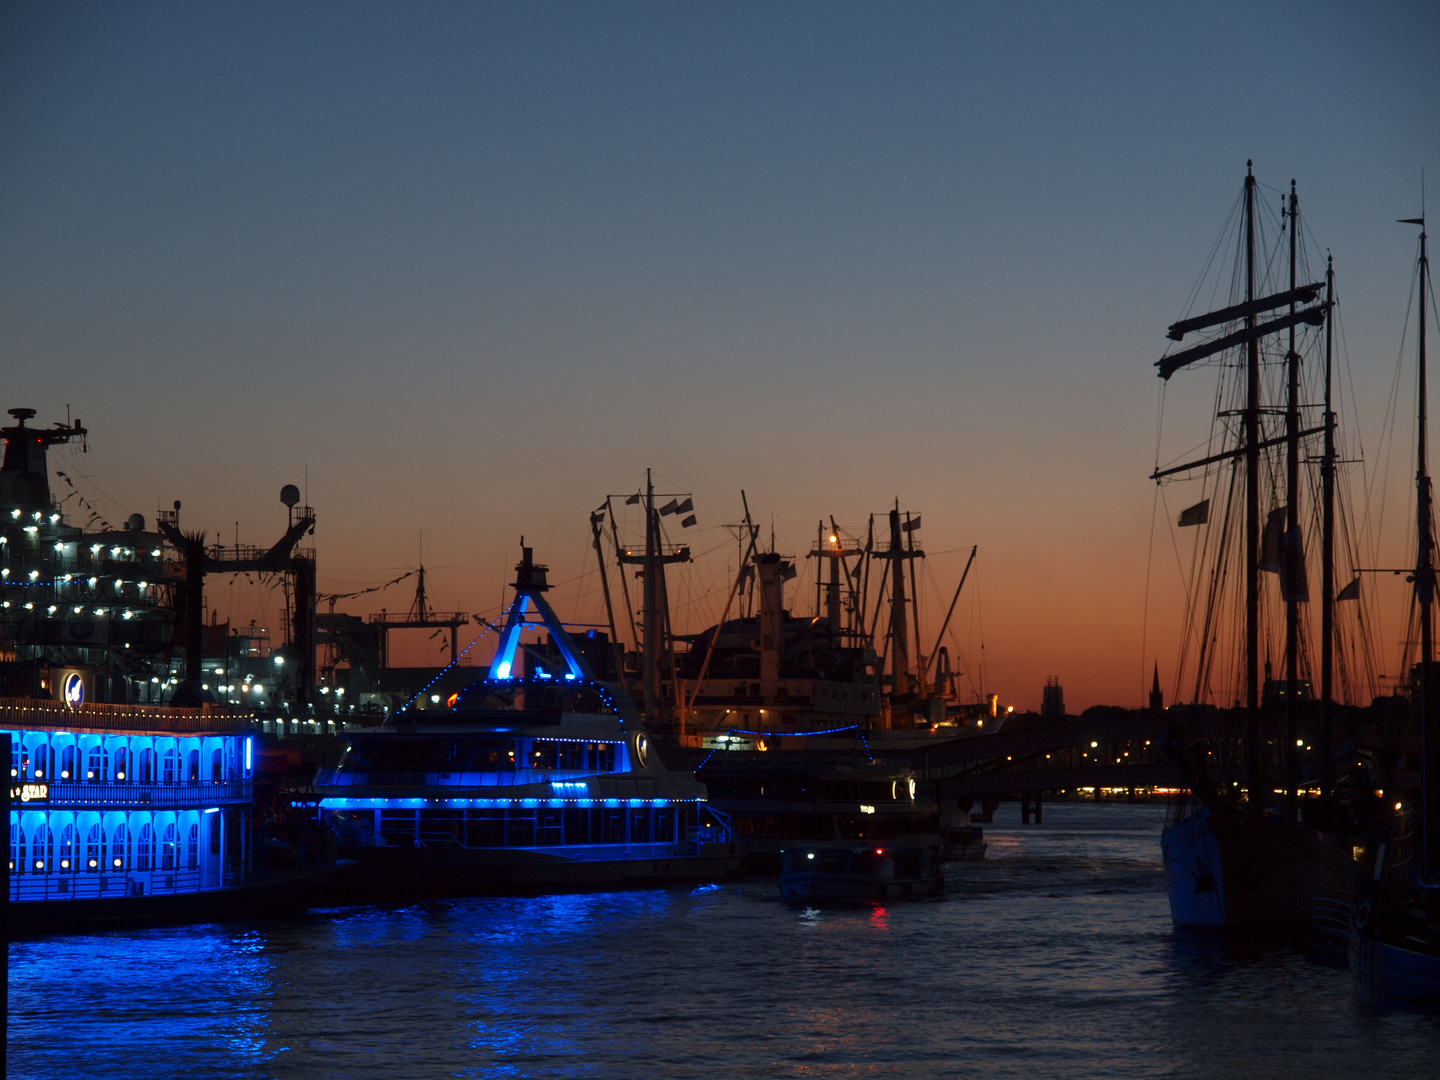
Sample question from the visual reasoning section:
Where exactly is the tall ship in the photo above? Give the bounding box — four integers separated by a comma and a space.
1347, 212, 1440, 1000
1151, 165, 1398, 930
312, 546, 743, 899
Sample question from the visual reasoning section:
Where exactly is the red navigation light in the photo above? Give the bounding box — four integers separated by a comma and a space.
875, 848, 883, 855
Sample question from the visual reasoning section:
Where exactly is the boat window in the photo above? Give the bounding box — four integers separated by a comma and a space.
469, 809, 505, 847
562, 808, 591, 845
137, 748, 155, 784
506, 810, 534, 847
186, 823, 199, 869
30, 822, 48, 873
161, 747, 177, 784
536, 808, 562, 845
599, 807, 623, 844
187, 749, 200, 782
210, 748, 223, 781
379, 810, 417, 846
629, 808, 650, 844
85, 824, 101, 870
418, 810, 464, 847
9, 739, 17, 780
136, 823, 153, 870
59, 745, 76, 781
161, 823, 177, 870
111, 823, 128, 870
209, 812, 221, 855
113, 747, 128, 782
86, 746, 103, 782
58, 823, 76, 871
11, 824, 23, 873
654, 806, 674, 843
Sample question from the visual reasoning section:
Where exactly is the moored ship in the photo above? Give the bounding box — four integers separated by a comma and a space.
312, 547, 743, 900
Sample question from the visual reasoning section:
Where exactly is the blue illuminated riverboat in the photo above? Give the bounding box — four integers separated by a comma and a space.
4, 697, 334, 934
314, 548, 743, 900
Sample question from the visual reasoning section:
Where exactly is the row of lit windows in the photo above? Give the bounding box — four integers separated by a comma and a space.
8, 733, 248, 784
9, 813, 223, 874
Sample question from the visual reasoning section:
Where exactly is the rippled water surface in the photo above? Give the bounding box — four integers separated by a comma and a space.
10, 802, 1440, 1078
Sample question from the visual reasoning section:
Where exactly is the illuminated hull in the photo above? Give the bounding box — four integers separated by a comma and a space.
1162, 801, 1358, 931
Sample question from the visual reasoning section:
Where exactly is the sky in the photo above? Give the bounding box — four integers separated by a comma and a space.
2, 2, 1437, 709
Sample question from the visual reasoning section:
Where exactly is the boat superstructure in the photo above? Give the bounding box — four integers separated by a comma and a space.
2, 697, 334, 933
313, 546, 742, 899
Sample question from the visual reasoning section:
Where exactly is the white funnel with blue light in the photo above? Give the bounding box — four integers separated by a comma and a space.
487, 545, 593, 682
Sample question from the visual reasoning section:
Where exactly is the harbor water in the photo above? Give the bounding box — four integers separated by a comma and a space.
10, 802, 1439, 1079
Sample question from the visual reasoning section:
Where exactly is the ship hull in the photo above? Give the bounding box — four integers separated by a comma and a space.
7, 864, 345, 937
1349, 928, 1440, 1005
1162, 801, 1358, 931
323, 841, 744, 902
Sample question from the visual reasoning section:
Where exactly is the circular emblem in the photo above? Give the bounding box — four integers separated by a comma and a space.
63, 672, 85, 706
633, 733, 649, 769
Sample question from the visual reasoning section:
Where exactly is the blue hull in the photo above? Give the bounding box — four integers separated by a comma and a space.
1162, 803, 1226, 929
1350, 929, 1440, 1005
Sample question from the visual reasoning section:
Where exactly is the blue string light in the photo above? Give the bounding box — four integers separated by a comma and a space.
399, 603, 511, 711
727, 724, 860, 737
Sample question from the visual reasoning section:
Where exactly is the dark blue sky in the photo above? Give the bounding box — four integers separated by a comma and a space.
2, 2, 1436, 705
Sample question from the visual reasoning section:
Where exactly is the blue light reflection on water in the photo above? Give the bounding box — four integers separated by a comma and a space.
10, 802, 1440, 1079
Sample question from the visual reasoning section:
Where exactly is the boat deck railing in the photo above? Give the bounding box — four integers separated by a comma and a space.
36, 779, 252, 809
0, 698, 255, 734
1314, 896, 1354, 941
9, 867, 242, 903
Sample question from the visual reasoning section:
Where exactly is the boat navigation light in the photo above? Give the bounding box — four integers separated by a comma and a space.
806, 852, 815, 860
27, 569, 38, 580
430, 695, 440, 703
876, 848, 884, 856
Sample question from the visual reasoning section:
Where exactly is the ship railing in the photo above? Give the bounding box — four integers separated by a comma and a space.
0, 698, 255, 734
1313, 896, 1354, 942
39, 779, 253, 808
693, 804, 735, 846
8, 866, 242, 902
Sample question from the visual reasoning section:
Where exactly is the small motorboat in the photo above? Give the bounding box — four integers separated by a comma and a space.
778, 844, 943, 904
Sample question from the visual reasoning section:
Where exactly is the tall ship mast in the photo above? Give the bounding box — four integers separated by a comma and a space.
1151, 164, 1397, 930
